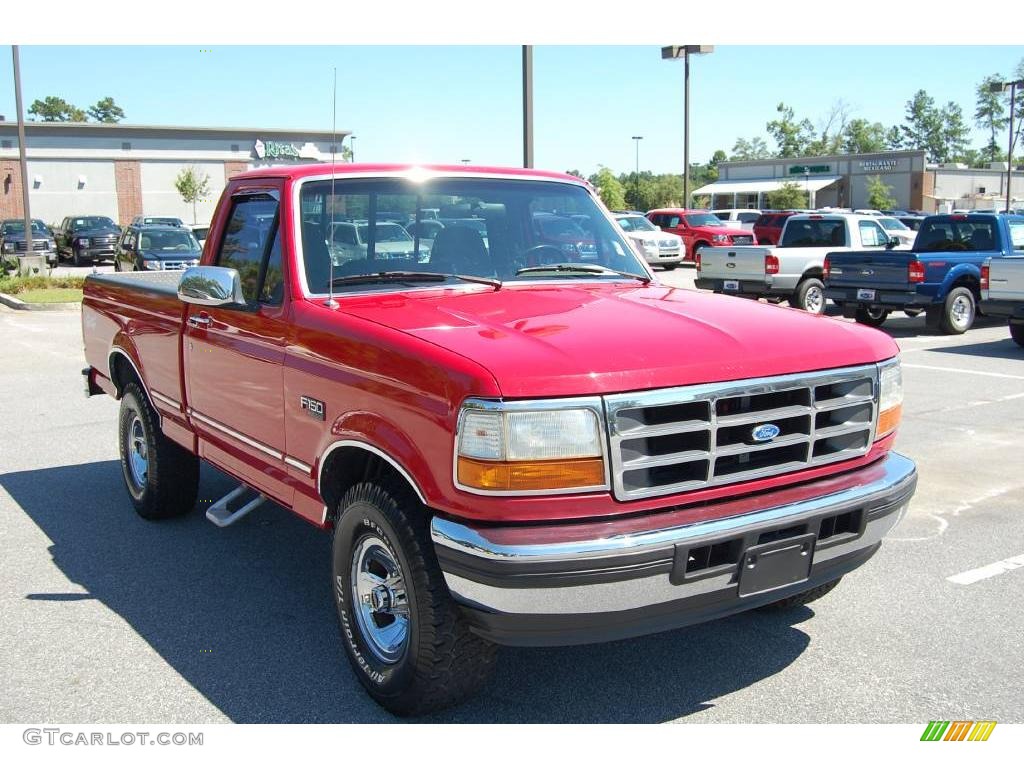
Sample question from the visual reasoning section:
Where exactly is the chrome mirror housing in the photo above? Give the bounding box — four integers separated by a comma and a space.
177, 266, 247, 307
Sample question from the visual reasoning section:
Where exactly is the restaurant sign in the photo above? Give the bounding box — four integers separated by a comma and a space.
788, 164, 831, 175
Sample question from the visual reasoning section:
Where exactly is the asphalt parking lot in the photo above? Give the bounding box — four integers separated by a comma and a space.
1, 270, 1022, 724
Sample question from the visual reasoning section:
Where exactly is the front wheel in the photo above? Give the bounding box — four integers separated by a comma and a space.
332, 479, 496, 715
940, 287, 975, 334
791, 277, 826, 314
1009, 321, 1024, 348
662, 263, 678, 271
854, 306, 889, 328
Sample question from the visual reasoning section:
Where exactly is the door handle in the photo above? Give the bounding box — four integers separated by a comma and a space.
187, 314, 212, 329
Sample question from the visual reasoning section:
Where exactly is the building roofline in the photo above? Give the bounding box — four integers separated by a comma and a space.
0, 121, 347, 141
720, 149, 926, 167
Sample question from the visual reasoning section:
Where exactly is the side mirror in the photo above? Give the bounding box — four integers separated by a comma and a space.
886, 236, 900, 249
178, 266, 247, 308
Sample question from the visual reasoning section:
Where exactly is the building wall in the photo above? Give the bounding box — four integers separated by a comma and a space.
23, 159, 119, 224
0, 158, 26, 219
140, 161, 226, 224
115, 161, 142, 224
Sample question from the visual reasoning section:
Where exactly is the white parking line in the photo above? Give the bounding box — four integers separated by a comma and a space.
902, 363, 1024, 381
947, 554, 1024, 585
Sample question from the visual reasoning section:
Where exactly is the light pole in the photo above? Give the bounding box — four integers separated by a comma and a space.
804, 169, 810, 209
349, 135, 357, 163
989, 78, 1024, 212
12, 46, 33, 270
662, 45, 713, 208
523, 45, 534, 168
632, 135, 643, 208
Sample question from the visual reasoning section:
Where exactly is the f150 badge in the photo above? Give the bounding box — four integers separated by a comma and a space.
300, 395, 325, 421
751, 423, 780, 442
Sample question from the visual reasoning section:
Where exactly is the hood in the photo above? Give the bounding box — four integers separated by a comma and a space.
630, 231, 681, 244
335, 283, 898, 397
698, 224, 750, 237
141, 249, 201, 260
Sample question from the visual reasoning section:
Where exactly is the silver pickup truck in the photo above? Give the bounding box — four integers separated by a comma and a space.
695, 213, 909, 314
981, 256, 1024, 347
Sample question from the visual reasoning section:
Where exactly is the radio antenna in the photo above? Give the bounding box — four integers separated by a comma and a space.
325, 66, 339, 309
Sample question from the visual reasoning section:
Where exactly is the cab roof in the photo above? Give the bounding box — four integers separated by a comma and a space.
230, 163, 586, 185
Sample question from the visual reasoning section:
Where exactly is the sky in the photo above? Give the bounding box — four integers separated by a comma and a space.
1, 45, 1023, 177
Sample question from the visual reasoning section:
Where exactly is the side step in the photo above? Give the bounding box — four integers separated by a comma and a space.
206, 484, 267, 528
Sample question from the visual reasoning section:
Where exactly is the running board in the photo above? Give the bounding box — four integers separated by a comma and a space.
206, 485, 267, 528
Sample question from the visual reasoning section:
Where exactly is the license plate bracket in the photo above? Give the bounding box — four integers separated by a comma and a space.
857, 288, 876, 301
737, 533, 816, 598
724, 279, 739, 291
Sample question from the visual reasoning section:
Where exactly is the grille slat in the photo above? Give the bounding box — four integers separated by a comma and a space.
605, 365, 878, 501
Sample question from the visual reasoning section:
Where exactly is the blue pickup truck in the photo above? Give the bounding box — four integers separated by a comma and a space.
823, 213, 1024, 333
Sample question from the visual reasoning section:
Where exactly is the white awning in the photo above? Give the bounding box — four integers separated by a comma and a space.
693, 176, 842, 195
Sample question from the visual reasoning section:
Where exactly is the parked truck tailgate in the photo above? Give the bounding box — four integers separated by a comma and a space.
825, 251, 917, 293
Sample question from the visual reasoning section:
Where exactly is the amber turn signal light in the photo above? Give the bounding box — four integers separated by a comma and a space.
877, 404, 902, 438
457, 456, 605, 492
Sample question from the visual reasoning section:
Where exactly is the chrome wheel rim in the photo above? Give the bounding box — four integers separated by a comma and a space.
868, 307, 886, 320
951, 295, 971, 328
350, 534, 410, 664
127, 415, 148, 488
804, 285, 824, 314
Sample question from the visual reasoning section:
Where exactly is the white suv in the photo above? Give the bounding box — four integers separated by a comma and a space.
712, 209, 761, 231
614, 213, 684, 270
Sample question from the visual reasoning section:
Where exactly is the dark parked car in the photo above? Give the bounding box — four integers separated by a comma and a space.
752, 211, 798, 246
1, 218, 58, 266
130, 215, 184, 227
114, 224, 202, 272
55, 215, 122, 266
899, 215, 926, 231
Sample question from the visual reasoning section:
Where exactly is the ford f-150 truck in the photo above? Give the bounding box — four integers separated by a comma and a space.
824, 213, 1024, 333
695, 213, 909, 314
81, 164, 917, 715
647, 208, 756, 262
981, 254, 1024, 346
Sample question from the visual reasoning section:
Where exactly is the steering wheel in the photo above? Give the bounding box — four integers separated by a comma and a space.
519, 244, 569, 268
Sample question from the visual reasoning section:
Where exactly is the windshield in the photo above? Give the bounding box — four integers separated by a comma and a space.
684, 213, 722, 227
72, 216, 117, 229
138, 230, 200, 252
878, 217, 909, 231
618, 215, 656, 232
299, 177, 647, 294
2, 220, 48, 235
780, 219, 847, 248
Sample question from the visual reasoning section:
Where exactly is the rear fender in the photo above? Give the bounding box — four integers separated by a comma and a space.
938, 263, 981, 301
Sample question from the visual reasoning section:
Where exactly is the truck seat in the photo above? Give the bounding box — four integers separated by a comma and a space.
429, 226, 493, 276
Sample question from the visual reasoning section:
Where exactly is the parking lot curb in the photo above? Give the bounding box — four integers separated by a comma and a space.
0, 292, 81, 312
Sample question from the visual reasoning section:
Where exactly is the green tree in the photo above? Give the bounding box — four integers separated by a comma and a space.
900, 90, 944, 162
842, 119, 889, 154
624, 174, 659, 212
885, 125, 903, 150
766, 102, 815, 157
652, 174, 684, 207
589, 166, 626, 210
174, 166, 212, 224
804, 100, 849, 156
28, 96, 86, 122
975, 74, 1009, 163
730, 136, 771, 161
764, 181, 808, 210
865, 175, 897, 210
87, 96, 125, 123
940, 102, 971, 163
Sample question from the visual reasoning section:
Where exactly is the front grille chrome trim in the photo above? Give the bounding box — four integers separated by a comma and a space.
604, 364, 879, 501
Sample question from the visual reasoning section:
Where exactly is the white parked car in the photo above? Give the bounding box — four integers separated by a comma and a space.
328, 220, 424, 264
712, 209, 761, 231
188, 223, 210, 248
875, 216, 915, 247
614, 213, 684, 270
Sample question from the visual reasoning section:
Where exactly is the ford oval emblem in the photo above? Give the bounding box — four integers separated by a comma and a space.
751, 423, 781, 442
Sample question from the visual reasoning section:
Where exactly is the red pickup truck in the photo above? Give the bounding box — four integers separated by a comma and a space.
647, 208, 758, 261
81, 163, 916, 715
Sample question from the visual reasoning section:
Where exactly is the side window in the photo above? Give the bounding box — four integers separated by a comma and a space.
859, 221, 886, 247
669, 216, 681, 227
215, 194, 283, 305
1008, 221, 1024, 252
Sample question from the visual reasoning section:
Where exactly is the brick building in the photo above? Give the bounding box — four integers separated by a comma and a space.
0, 122, 347, 225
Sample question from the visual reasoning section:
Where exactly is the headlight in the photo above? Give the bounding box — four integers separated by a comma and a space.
712, 234, 729, 242
643, 240, 659, 254
142, 259, 161, 270
456, 400, 607, 494
876, 358, 903, 437
77, 238, 90, 247
2, 242, 14, 253
47, 240, 56, 249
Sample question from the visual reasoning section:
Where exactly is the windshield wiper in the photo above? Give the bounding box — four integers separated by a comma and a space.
515, 262, 651, 284
331, 271, 501, 289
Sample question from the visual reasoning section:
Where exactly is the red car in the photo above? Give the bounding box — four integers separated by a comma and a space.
647, 208, 757, 261
81, 163, 916, 715
753, 211, 799, 246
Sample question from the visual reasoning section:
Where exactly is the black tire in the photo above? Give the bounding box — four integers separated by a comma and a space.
1009, 321, 1024, 348
118, 382, 198, 520
854, 306, 889, 328
332, 478, 497, 715
72, 247, 81, 267
758, 578, 842, 611
940, 286, 975, 334
662, 264, 677, 271
904, 308, 923, 317
790, 277, 826, 315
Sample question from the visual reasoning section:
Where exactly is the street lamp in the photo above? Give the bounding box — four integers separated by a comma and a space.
662, 45, 714, 208
632, 135, 643, 208
988, 78, 1024, 212
349, 135, 357, 163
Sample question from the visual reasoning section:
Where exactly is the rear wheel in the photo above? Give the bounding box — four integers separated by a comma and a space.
940, 286, 975, 334
332, 478, 496, 715
662, 264, 677, 271
1009, 321, 1024, 348
854, 306, 889, 328
904, 308, 923, 317
791, 277, 826, 315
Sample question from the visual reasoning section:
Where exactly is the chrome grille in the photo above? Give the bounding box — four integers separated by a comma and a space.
15, 240, 49, 252
604, 365, 878, 501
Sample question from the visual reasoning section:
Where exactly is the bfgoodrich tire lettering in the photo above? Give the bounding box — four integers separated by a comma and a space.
117, 382, 198, 520
332, 479, 496, 715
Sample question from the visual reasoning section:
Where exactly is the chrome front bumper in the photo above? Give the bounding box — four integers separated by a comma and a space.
431, 452, 916, 646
